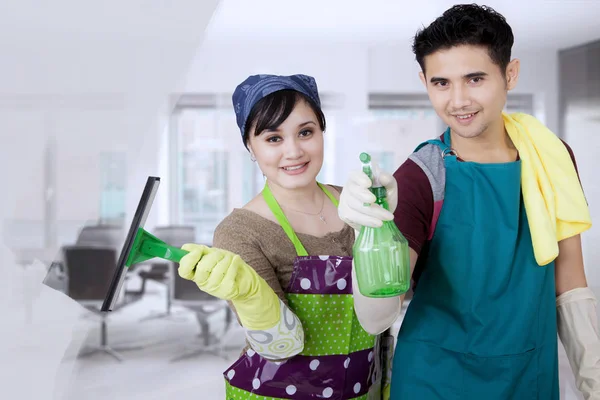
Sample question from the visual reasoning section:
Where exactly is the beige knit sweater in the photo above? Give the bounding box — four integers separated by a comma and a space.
212, 185, 355, 306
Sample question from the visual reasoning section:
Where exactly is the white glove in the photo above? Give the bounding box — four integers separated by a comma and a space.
338, 169, 398, 231
557, 286, 600, 400
351, 260, 403, 335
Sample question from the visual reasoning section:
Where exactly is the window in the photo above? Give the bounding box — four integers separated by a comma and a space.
364, 93, 536, 167
504, 93, 534, 115
319, 102, 341, 184
99, 152, 126, 226
169, 93, 342, 243
169, 96, 251, 244
364, 94, 441, 169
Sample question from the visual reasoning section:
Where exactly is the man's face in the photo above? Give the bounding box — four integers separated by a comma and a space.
420, 45, 519, 140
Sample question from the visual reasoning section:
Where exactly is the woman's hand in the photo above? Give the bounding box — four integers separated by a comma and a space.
178, 244, 280, 331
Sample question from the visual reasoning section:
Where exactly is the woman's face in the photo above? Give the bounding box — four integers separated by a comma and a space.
248, 99, 324, 191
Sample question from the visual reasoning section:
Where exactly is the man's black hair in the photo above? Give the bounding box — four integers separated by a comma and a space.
413, 4, 514, 74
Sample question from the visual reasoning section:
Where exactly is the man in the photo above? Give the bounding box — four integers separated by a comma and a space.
339, 4, 599, 399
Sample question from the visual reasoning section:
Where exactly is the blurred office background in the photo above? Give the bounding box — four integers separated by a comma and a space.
1, 1, 599, 399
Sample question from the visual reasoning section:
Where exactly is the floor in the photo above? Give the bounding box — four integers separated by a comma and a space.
54, 279, 243, 400
45, 277, 583, 400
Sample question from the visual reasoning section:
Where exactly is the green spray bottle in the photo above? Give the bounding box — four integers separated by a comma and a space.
352, 152, 411, 297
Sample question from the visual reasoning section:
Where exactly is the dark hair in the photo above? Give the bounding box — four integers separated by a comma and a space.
412, 4, 514, 74
243, 89, 326, 149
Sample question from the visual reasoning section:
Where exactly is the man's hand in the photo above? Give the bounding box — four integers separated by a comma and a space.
338, 169, 398, 231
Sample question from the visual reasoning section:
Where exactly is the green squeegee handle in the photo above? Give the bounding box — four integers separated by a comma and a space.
125, 228, 194, 267
140, 241, 189, 263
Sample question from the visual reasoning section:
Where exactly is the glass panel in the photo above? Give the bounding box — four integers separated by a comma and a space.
99, 152, 126, 226
318, 113, 336, 184
369, 108, 438, 120
173, 107, 235, 244
370, 151, 395, 174
179, 149, 228, 244
171, 101, 342, 243
242, 154, 259, 204
363, 109, 440, 166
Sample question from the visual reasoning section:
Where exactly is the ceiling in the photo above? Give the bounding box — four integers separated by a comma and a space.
0, 1, 221, 94
2, 1, 597, 51
0, 1, 597, 96
205, 0, 600, 51
1, 1, 598, 50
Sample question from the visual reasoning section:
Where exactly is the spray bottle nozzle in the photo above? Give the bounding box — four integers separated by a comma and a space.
359, 152, 371, 164
360, 152, 382, 188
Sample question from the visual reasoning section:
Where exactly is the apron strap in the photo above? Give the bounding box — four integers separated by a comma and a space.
319, 182, 339, 207
262, 182, 339, 257
414, 128, 454, 158
411, 128, 452, 242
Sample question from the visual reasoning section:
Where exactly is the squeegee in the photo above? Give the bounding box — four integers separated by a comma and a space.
101, 176, 190, 312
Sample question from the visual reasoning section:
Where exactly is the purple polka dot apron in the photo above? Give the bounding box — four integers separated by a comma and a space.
223, 182, 394, 399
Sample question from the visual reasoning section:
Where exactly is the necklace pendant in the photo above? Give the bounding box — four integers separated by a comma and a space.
319, 214, 327, 224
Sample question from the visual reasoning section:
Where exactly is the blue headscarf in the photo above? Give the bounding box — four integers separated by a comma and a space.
231, 74, 321, 141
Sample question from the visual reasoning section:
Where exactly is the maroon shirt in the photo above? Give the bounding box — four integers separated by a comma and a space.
392, 134, 580, 287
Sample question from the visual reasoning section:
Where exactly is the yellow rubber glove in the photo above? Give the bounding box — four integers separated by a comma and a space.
178, 243, 281, 331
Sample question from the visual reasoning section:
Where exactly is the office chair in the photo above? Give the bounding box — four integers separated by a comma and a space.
138, 225, 196, 322
75, 225, 124, 249
169, 261, 238, 362
60, 246, 145, 362
45, 224, 125, 288
66, 224, 141, 321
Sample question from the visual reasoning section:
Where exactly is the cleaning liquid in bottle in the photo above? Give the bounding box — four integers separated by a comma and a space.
352, 152, 411, 298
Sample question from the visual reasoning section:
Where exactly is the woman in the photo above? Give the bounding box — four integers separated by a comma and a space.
178, 74, 393, 399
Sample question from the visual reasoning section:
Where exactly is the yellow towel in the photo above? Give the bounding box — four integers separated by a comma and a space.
503, 112, 592, 266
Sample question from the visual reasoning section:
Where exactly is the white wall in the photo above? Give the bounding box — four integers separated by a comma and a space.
563, 106, 600, 286
181, 41, 560, 180
0, 1, 220, 258
179, 39, 600, 282
1, 37, 568, 259
368, 44, 560, 133
185, 42, 559, 125
184, 41, 560, 134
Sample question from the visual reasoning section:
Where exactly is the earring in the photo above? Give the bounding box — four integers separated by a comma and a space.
250, 154, 256, 162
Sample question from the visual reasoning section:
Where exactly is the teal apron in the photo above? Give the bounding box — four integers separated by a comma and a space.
390, 130, 559, 399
